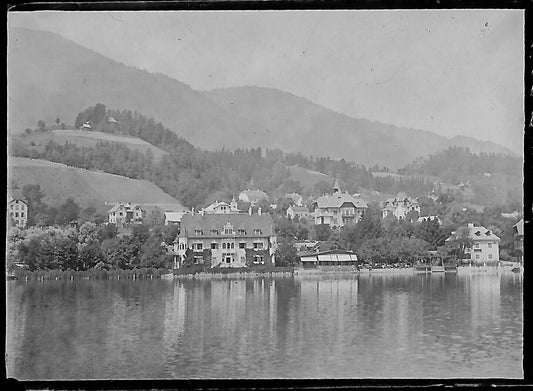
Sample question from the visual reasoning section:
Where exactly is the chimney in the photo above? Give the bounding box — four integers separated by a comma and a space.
249, 206, 252, 215
467, 223, 474, 228
258, 207, 262, 215
192, 207, 195, 216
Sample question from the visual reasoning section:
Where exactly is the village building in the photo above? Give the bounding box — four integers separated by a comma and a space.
164, 211, 186, 227
107, 202, 144, 227
285, 192, 303, 206
238, 189, 270, 206
513, 219, 523, 263
286, 205, 311, 220
200, 198, 240, 214
447, 223, 500, 264
313, 180, 367, 228
382, 192, 421, 220
7, 188, 28, 228
299, 249, 358, 267
417, 215, 443, 225
174, 210, 278, 269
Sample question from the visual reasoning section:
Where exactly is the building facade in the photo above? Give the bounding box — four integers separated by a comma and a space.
7, 189, 28, 228
447, 223, 500, 264
513, 219, 523, 263
286, 205, 311, 220
107, 202, 144, 226
175, 212, 278, 269
313, 181, 367, 228
382, 192, 421, 220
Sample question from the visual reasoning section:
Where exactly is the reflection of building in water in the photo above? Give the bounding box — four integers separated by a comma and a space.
298, 278, 359, 346
468, 275, 501, 332
382, 292, 409, 353
162, 281, 186, 349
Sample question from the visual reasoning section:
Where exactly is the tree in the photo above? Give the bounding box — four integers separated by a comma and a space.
313, 224, 332, 241
77, 221, 99, 247
414, 219, 450, 250
78, 243, 105, 270
56, 118, 60, 126
55, 198, 80, 226
275, 240, 299, 267
37, 120, 46, 132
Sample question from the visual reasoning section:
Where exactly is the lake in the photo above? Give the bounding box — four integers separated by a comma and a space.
6, 272, 523, 379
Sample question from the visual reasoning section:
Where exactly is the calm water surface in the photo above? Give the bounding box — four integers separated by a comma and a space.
6, 272, 523, 379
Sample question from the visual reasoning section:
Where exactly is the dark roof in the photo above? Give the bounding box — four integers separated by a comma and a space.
180, 213, 275, 237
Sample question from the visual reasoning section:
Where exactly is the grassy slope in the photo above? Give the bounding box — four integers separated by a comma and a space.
8, 157, 187, 211
16, 129, 167, 160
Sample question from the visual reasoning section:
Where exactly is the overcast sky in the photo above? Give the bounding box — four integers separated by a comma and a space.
9, 10, 524, 153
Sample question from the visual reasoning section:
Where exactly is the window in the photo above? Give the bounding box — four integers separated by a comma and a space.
239, 243, 246, 249
223, 242, 227, 249
223, 223, 234, 235
474, 243, 480, 248
211, 243, 218, 250
488, 254, 493, 259
15, 212, 18, 217
9, 212, 13, 217
253, 242, 263, 250
254, 229, 262, 235
195, 230, 203, 236
230, 243, 234, 249
21, 212, 24, 217
488, 242, 492, 248
238, 229, 246, 235
210, 229, 219, 235
9, 204, 13, 210
15, 205, 19, 210
475, 254, 480, 260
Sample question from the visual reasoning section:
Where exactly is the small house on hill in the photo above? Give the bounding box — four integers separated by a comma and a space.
107, 202, 144, 227
238, 189, 269, 206
7, 188, 28, 228
313, 180, 367, 228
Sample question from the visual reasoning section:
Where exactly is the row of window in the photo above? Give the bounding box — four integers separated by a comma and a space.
9, 204, 26, 210
474, 254, 493, 260
180, 242, 265, 251
195, 229, 263, 236
9, 212, 25, 218
473, 242, 494, 249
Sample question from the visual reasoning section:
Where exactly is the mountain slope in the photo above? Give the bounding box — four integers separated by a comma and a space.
8, 28, 269, 150
205, 86, 518, 168
8, 157, 186, 210
8, 28, 518, 169
15, 129, 167, 160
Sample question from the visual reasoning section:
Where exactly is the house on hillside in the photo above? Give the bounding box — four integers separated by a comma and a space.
238, 189, 269, 206
286, 205, 311, 220
200, 198, 240, 214
382, 192, 420, 220
417, 215, 443, 225
174, 209, 277, 269
164, 211, 186, 227
313, 180, 368, 228
107, 202, 144, 227
446, 223, 500, 264
285, 192, 303, 206
513, 219, 524, 263
7, 188, 28, 228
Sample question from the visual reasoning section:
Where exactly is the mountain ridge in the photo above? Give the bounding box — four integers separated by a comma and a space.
8, 27, 518, 169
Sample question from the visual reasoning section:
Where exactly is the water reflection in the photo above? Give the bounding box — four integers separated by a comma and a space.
6, 273, 522, 379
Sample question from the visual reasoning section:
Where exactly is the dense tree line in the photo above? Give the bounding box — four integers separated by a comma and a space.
7, 220, 179, 273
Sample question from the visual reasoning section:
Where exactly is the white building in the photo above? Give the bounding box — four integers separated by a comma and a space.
107, 202, 143, 226
7, 188, 28, 228
200, 198, 240, 214
286, 205, 311, 220
382, 192, 420, 220
447, 223, 500, 264
313, 180, 367, 228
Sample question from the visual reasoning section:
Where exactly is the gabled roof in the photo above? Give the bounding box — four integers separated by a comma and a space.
107, 202, 141, 213
513, 219, 524, 236
239, 189, 269, 201
180, 213, 275, 237
316, 192, 367, 209
202, 200, 240, 213
448, 224, 501, 242
165, 211, 185, 221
